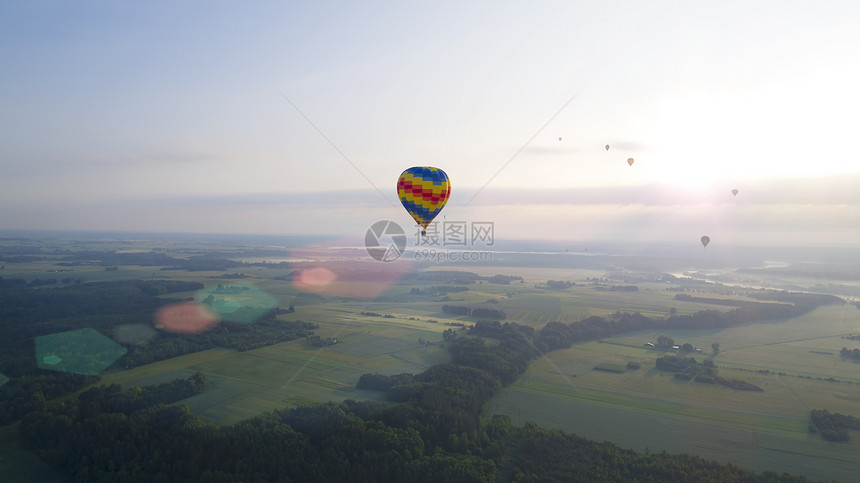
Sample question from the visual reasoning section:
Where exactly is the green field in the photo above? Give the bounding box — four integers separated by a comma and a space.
106, 317, 453, 425
486, 383, 860, 481
485, 303, 860, 481
89, 268, 859, 479
6, 237, 860, 480
108, 338, 439, 425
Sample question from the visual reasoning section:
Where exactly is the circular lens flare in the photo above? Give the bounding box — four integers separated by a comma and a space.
155, 302, 218, 334
293, 267, 338, 288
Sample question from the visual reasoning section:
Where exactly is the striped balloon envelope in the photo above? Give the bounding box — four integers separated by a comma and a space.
397, 166, 451, 234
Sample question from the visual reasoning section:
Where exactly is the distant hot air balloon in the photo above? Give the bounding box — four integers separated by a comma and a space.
701, 236, 710, 248
397, 167, 451, 236
627, 158, 634, 166
605, 144, 610, 151
731, 189, 739, 197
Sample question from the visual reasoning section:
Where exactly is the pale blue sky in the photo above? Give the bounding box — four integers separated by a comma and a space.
1, 1, 859, 243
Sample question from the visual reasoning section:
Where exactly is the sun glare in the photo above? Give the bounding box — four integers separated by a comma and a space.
645, 93, 760, 190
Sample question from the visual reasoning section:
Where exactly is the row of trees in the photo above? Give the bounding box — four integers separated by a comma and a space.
121, 315, 317, 367
542, 280, 575, 290
593, 285, 639, 292
403, 270, 480, 284
839, 347, 860, 361
484, 274, 523, 284
655, 355, 702, 374
531, 292, 840, 354
409, 286, 469, 295
654, 355, 763, 391
76, 372, 206, 415
654, 335, 719, 354
674, 293, 747, 306
21, 397, 811, 482
809, 409, 860, 442
56, 249, 261, 272
442, 304, 507, 319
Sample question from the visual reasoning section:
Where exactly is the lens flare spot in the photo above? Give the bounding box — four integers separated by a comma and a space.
293, 267, 338, 289
155, 302, 218, 334
194, 282, 278, 324
291, 261, 412, 299
35, 328, 127, 376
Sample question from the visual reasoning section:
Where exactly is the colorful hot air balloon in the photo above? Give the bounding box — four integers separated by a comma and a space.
731, 189, 739, 197
701, 236, 710, 248
605, 144, 610, 151
627, 158, 634, 166
397, 167, 451, 236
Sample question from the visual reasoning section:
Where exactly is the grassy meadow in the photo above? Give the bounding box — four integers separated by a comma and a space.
485, 303, 860, 481
5, 235, 860, 480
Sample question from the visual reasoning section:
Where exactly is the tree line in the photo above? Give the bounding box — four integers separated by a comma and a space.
442, 304, 507, 319
839, 347, 860, 361
531, 292, 840, 354
17, 329, 811, 481
121, 315, 317, 367
809, 409, 860, 442
654, 355, 763, 390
